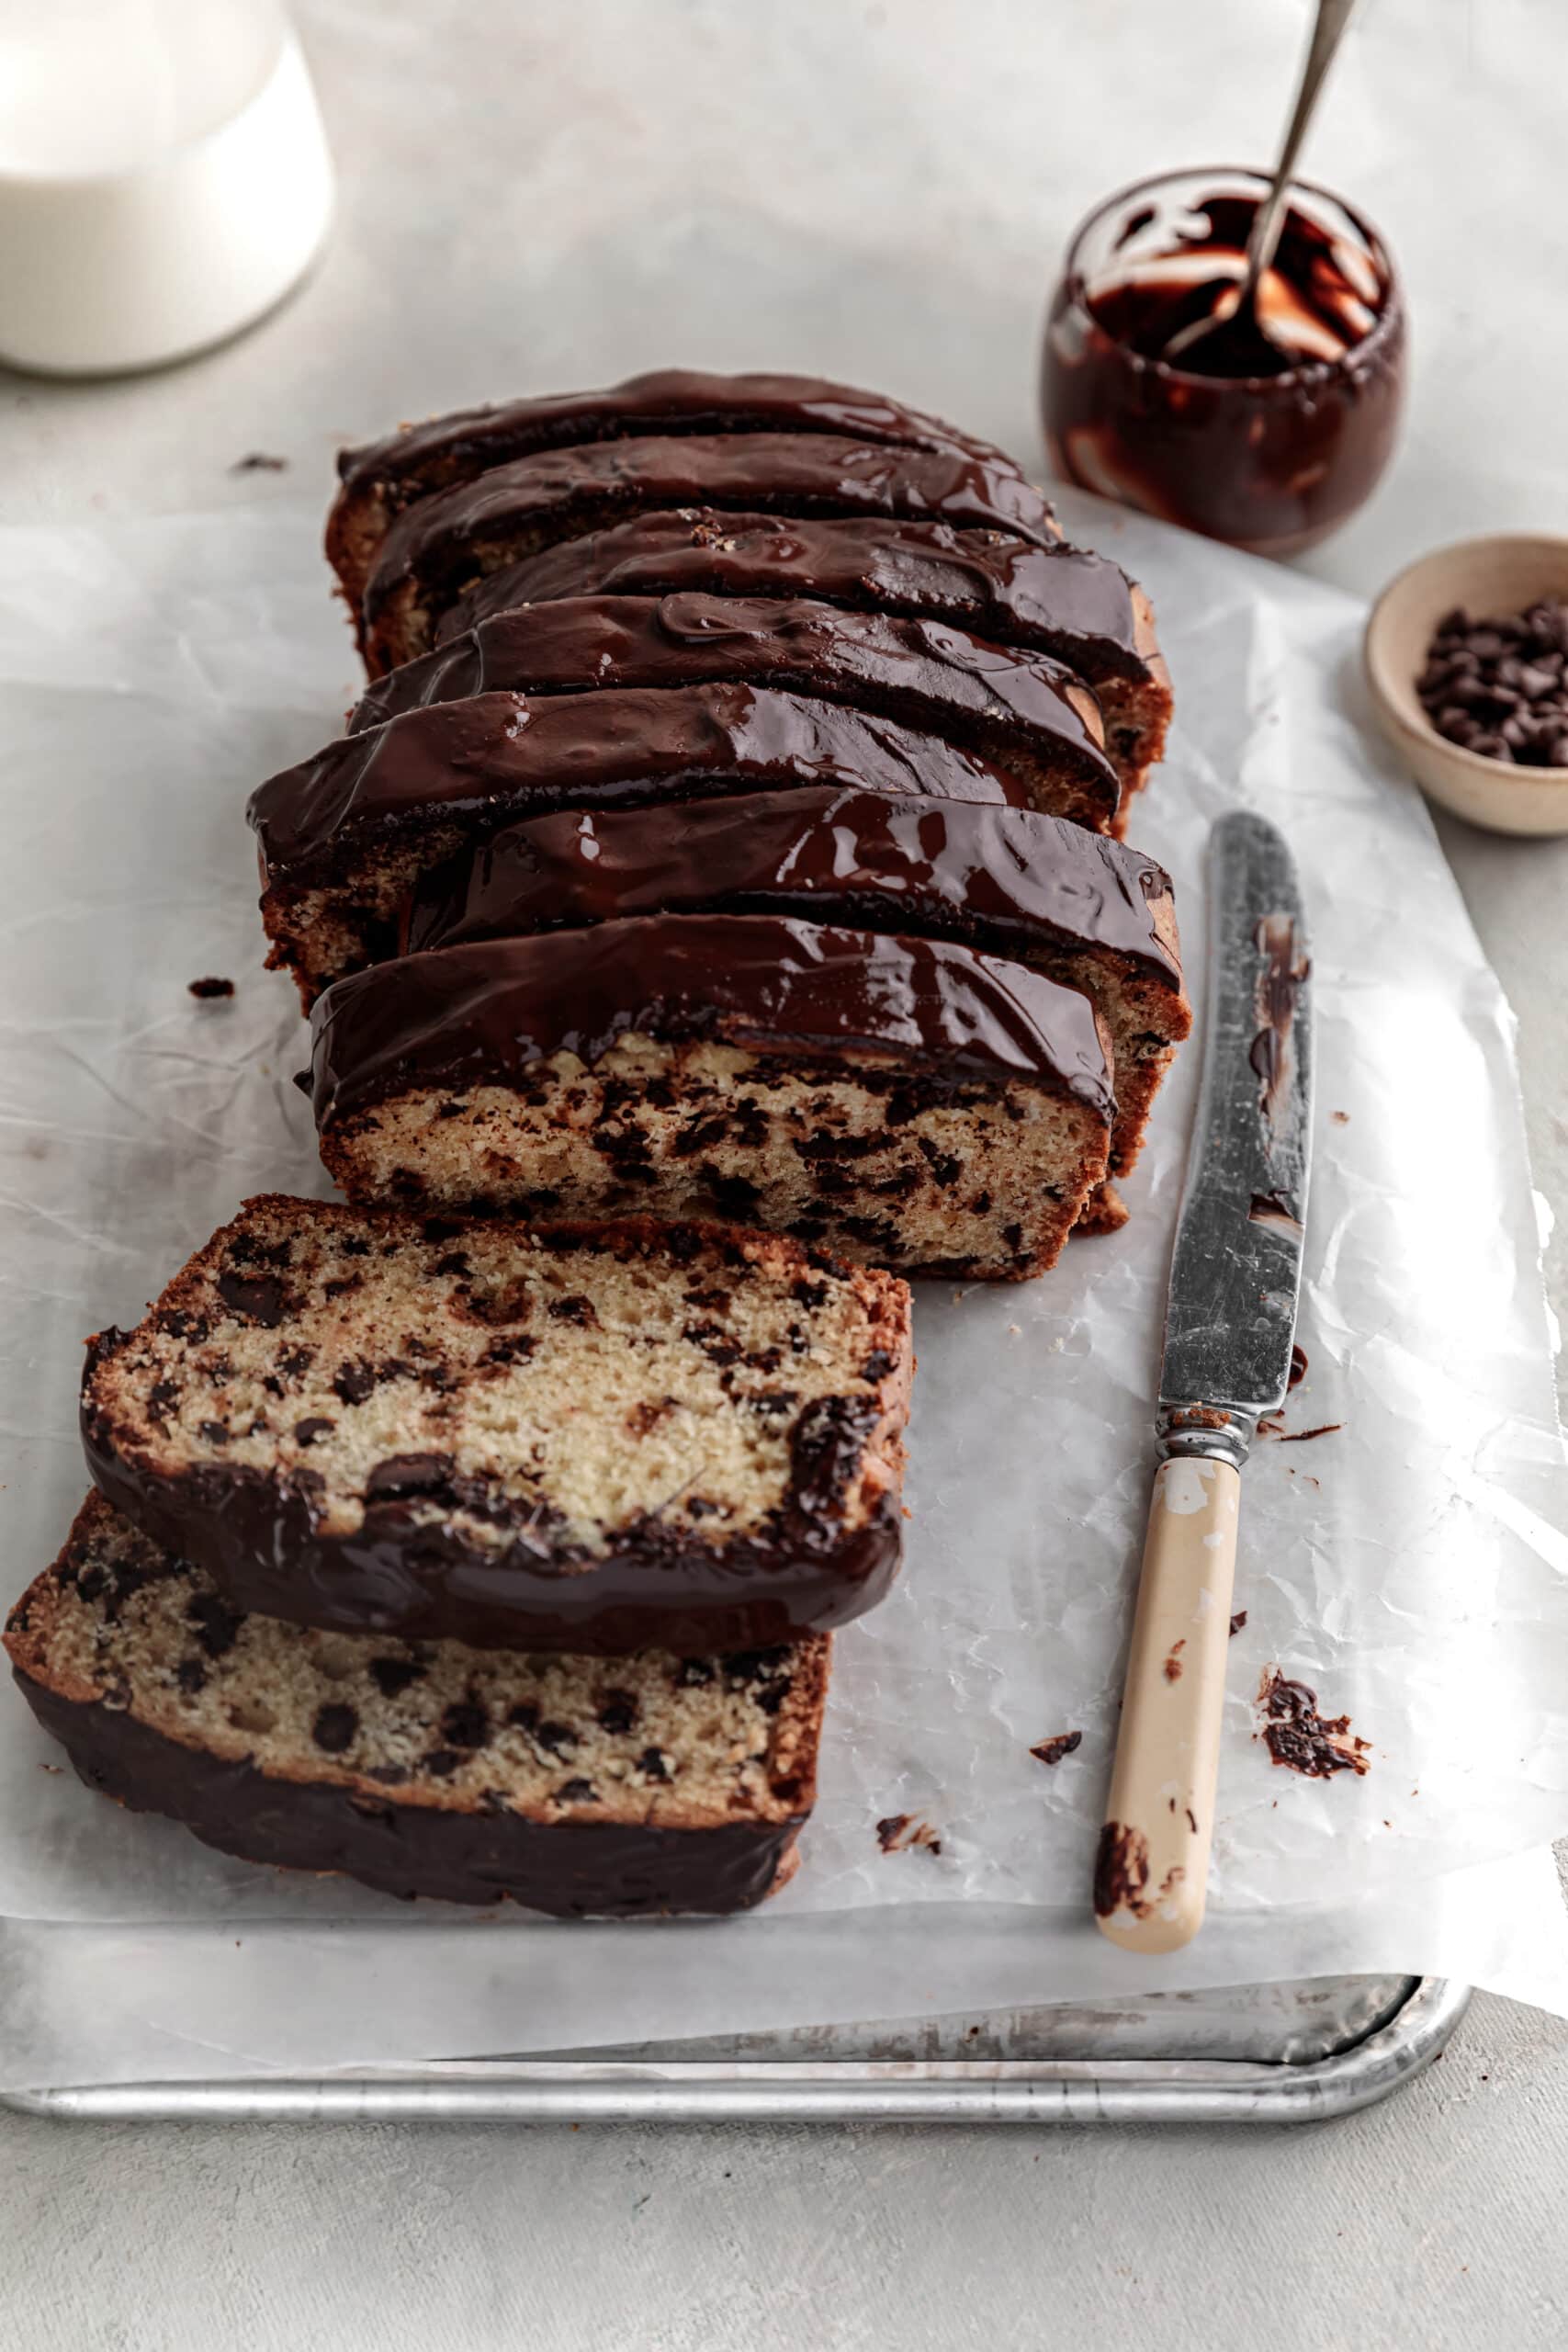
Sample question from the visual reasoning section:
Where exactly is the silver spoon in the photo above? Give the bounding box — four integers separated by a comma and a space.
1163, 0, 1360, 371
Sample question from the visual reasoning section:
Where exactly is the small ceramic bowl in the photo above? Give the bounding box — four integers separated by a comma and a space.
1364, 534, 1568, 836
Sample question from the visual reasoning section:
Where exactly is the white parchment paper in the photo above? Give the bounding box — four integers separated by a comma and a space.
2, 490, 1567, 2085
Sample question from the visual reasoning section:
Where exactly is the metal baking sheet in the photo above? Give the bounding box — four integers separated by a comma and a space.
3, 1975, 1466, 2125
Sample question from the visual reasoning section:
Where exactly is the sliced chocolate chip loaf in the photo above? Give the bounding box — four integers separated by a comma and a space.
248, 687, 1032, 1012
7, 1493, 825, 1915
327, 366, 1043, 630
347, 594, 1119, 834
309, 916, 1114, 1279
401, 786, 1190, 1207
359, 435, 1058, 674
82, 1197, 912, 1654
438, 513, 1170, 793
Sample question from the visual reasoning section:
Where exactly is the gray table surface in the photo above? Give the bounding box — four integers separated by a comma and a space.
4, 2, 1566, 2344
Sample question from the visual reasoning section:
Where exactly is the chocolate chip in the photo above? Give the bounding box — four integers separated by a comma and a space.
333, 1360, 378, 1405
293, 1416, 334, 1447
197, 1419, 231, 1447
215, 1270, 284, 1326
147, 1377, 181, 1421
311, 1702, 358, 1753
596, 1690, 638, 1734
366, 1452, 454, 1500
187, 1592, 243, 1658
175, 1657, 208, 1696
861, 1350, 894, 1382
556, 1777, 597, 1803
675, 1658, 715, 1687
535, 1719, 577, 1755
637, 1746, 672, 1782
423, 1748, 460, 1777
547, 1295, 596, 1326
369, 1655, 424, 1699
440, 1698, 490, 1750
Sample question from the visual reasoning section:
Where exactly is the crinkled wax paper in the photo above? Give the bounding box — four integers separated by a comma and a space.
2, 492, 1566, 2085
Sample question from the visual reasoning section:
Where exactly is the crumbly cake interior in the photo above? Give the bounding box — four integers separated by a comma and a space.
89, 1202, 904, 1561
321, 1036, 1109, 1280
11, 1498, 823, 1828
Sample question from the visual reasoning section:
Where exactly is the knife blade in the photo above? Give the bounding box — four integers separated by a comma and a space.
1159, 808, 1313, 1460
1095, 810, 1314, 1955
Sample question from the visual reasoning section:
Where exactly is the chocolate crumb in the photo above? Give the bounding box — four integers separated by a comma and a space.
1163, 1639, 1186, 1683
187, 975, 234, 1000
875, 1813, 942, 1856
231, 452, 288, 472
1256, 1668, 1371, 1778
1030, 1730, 1082, 1768
1229, 1611, 1248, 1638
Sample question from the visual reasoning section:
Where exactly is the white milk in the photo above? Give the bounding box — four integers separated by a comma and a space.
0, 0, 333, 375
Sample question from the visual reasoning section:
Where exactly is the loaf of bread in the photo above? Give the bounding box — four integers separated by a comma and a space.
358, 435, 1057, 673
249, 686, 1030, 1011
326, 366, 1041, 628
81, 1196, 912, 1654
347, 594, 1119, 833
437, 512, 1170, 793
400, 786, 1191, 1207
7, 1492, 826, 1915
309, 915, 1115, 1277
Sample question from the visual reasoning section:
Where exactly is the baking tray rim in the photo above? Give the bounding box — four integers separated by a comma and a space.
0, 1973, 1469, 2125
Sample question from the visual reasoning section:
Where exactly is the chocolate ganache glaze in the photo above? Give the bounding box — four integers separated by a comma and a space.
360, 434, 1058, 657
348, 595, 1117, 830
336, 368, 1027, 515
248, 685, 1026, 880
437, 510, 1151, 682
309, 915, 1117, 1135
11, 1672, 802, 1914
405, 786, 1181, 994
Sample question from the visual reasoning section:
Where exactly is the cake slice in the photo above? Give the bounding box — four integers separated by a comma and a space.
347, 594, 1119, 834
401, 786, 1191, 1204
438, 513, 1171, 794
309, 917, 1115, 1279
81, 1198, 912, 1655
358, 433, 1057, 671
6, 1493, 825, 1916
327, 366, 1044, 628
248, 686, 1031, 1010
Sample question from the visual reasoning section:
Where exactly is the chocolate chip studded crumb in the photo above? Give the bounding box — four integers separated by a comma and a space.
1417, 599, 1568, 765
187, 976, 235, 1000
875, 1812, 942, 1856
1029, 1730, 1082, 1768
1256, 1668, 1371, 1778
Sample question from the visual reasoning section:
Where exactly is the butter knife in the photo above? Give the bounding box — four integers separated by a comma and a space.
1095, 810, 1313, 1954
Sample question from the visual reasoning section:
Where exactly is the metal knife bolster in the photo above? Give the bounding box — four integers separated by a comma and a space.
1154, 812, 1314, 1476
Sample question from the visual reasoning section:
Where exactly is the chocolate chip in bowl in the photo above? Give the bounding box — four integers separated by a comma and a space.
1364, 535, 1568, 835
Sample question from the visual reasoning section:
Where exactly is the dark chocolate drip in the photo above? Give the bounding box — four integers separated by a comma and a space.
404, 787, 1182, 992
438, 512, 1150, 684
13, 1670, 799, 1915
363, 434, 1058, 626
337, 366, 1030, 503
247, 686, 1027, 878
308, 916, 1116, 1131
347, 595, 1117, 822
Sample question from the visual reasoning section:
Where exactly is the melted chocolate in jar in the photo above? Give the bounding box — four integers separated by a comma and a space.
1043, 180, 1404, 554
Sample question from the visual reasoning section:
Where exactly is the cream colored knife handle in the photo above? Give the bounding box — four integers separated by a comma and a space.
1095, 1454, 1241, 1955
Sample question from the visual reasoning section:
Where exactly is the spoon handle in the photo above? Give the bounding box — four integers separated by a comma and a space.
1243, 0, 1359, 300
